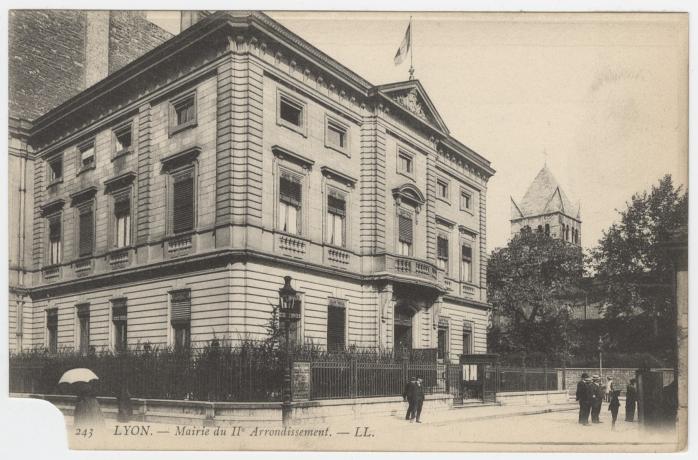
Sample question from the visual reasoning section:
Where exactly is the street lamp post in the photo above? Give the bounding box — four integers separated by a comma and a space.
278, 276, 299, 427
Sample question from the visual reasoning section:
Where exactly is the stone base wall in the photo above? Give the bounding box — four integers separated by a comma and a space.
495, 390, 569, 406
559, 368, 674, 396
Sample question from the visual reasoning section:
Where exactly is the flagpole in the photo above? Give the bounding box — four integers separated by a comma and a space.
409, 16, 414, 80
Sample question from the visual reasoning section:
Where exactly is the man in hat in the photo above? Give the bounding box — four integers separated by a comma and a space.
590, 375, 605, 423
576, 373, 592, 425
625, 378, 637, 422
402, 376, 417, 421
413, 377, 426, 423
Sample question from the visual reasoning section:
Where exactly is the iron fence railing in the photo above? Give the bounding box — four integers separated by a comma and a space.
309, 358, 443, 400
497, 367, 559, 393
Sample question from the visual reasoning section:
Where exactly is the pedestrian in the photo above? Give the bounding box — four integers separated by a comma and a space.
605, 376, 614, 402
73, 381, 105, 429
625, 378, 637, 422
402, 376, 417, 421
590, 375, 604, 423
575, 373, 592, 425
413, 377, 425, 423
608, 389, 621, 429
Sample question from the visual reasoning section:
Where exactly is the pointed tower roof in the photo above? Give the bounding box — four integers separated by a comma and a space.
514, 165, 579, 220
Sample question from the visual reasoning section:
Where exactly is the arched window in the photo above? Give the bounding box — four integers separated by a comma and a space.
544, 224, 550, 236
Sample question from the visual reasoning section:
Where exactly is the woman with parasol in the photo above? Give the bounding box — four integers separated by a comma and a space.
59, 368, 105, 429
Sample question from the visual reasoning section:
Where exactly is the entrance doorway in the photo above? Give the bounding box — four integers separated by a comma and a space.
394, 305, 413, 352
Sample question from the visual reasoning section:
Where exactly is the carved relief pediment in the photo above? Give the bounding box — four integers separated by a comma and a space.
392, 89, 428, 121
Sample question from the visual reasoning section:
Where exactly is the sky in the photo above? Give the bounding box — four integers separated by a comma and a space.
148, 11, 688, 252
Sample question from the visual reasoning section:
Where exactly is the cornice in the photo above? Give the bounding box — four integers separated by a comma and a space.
272, 145, 315, 170
104, 171, 137, 193
320, 166, 357, 188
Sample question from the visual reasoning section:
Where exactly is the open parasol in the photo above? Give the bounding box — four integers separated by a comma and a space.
58, 368, 99, 385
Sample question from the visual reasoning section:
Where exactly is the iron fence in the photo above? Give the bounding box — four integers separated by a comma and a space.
9, 347, 284, 402
309, 358, 442, 400
497, 367, 559, 392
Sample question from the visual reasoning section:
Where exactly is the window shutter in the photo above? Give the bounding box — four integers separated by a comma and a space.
437, 237, 449, 259
280, 173, 302, 207
461, 245, 472, 262
327, 191, 346, 216
172, 172, 194, 233
398, 214, 413, 244
327, 299, 346, 352
49, 216, 61, 241
79, 207, 94, 257
170, 290, 191, 324
114, 195, 130, 217
77, 303, 90, 319
46, 309, 58, 327
112, 299, 127, 322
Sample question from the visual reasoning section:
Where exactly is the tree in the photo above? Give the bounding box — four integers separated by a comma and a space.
590, 174, 687, 357
487, 228, 585, 357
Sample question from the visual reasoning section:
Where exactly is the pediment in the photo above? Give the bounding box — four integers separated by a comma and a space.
392, 183, 426, 207
374, 80, 449, 134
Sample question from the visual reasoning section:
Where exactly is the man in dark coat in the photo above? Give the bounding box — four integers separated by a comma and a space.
402, 376, 417, 421
625, 378, 637, 422
590, 375, 604, 423
413, 377, 426, 423
608, 389, 621, 429
576, 373, 592, 425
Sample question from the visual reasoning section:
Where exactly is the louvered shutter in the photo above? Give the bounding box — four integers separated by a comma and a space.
79, 207, 94, 257
437, 237, 449, 259
172, 172, 194, 234
170, 290, 191, 324
112, 299, 127, 322
77, 303, 90, 319
114, 195, 130, 217
398, 214, 413, 244
327, 190, 346, 216
461, 245, 472, 261
280, 173, 302, 207
49, 216, 61, 241
46, 309, 58, 327
327, 299, 346, 352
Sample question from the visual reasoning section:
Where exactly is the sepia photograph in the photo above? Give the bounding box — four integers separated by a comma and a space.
3, 4, 690, 454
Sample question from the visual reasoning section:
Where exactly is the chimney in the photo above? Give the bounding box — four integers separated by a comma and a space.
84, 11, 110, 87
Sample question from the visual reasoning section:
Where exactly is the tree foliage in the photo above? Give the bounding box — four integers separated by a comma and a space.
590, 174, 687, 354
487, 228, 585, 356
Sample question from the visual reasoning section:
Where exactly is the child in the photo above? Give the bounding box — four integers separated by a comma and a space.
608, 389, 621, 429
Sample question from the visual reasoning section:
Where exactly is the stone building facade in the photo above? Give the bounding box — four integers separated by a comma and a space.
9, 10, 173, 353
10, 11, 495, 361
510, 165, 581, 246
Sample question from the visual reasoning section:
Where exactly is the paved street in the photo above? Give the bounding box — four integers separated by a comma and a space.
61, 401, 681, 452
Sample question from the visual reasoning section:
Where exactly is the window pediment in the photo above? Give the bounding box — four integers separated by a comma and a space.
392, 183, 425, 207
160, 146, 201, 172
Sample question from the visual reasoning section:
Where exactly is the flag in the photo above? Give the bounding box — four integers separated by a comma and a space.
394, 22, 411, 65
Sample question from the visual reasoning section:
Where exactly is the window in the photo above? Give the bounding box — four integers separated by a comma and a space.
170, 93, 197, 134
48, 214, 62, 265
171, 168, 195, 234
398, 151, 413, 176
114, 192, 131, 248
278, 93, 305, 132
288, 297, 303, 347
437, 236, 449, 274
279, 172, 302, 235
398, 213, 413, 256
461, 244, 473, 283
545, 224, 550, 236
112, 299, 127, 351
460, 190, 472, 211
327, 298, 346, 352
170, 289, 191, 350
77, 304, 90, 355
47, 155, 63, 183
79, 141, 95, 171
326, 189, 346, 247
47, 309, 58, 353
437, 179, 449, 201
113, 123, 133, 155
462, 322, 473, 355
537, 225, 543, 233
78, 203, 94, 257
437, 324, 449, 360
326, 118, 348, 151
